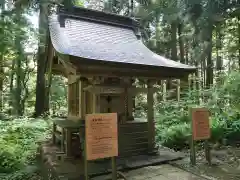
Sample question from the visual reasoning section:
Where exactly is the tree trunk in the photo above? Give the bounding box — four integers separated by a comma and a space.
178, 23, 185, 63
171, 22, 178, 61
44, 34, 54, 114
0, 0, 5, 112
34, 1, 49, 117
206, 24, 213, 88
206, 24, 214, 87
15, 33, 24, 116
238, 17, 240, 69
8, 59, 15, 114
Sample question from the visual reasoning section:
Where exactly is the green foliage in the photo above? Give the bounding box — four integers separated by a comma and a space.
0, 118, 51, 177
157, 123, 190, 150
156, 71, 240, 150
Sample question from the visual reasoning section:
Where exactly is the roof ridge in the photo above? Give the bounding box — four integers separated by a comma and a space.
57, 5, 140, 31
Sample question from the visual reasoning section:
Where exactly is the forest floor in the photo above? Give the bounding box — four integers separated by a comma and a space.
171, 146, 240, 180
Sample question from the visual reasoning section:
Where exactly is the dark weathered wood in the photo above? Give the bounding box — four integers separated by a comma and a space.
147, 81, 155, 152
52, 123, 56, 144
61, 129, 65, 152
70, 56, 192, 80
204, 140, 211, 165
190, 108, 196, 166
119, 142, 148, 152
66, 130, 72, 157
119, 123, 147, 133
120, 131, 148, 140
118, 137, 148, 145
111, 157, 117, 180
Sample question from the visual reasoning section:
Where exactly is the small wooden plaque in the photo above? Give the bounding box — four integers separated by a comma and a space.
192, 108, 210, 141
86, 113, 118, 161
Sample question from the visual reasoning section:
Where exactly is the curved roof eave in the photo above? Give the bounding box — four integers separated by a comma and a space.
48, 13, 196, 74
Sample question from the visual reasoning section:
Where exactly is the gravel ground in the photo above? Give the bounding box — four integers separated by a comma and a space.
170, 146, 240, 180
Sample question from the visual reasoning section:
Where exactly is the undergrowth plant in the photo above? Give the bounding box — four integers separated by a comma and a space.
0, 118, 51, 179
155, 71, 240, 150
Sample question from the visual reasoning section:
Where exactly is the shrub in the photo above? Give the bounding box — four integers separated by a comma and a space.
155, 71, 240, 150
0, 118, 51, 176
156, 123, 190, 150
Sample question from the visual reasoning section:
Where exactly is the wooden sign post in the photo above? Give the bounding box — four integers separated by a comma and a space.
84, 113, 118, 180
190, 108, 211, 166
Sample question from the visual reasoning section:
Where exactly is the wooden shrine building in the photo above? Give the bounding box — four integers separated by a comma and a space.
40, 3, 196, 179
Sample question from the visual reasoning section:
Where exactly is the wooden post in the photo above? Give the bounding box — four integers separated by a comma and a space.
189, 108, 196, 165
204, 140, 211, 165
83, 87, 86, 118
161, 80, 166, 101
190, 107, 211, 166
66, 130, 72, 157
123, 78, 131, 123
92, 93, 96, 113
111, 157, 117, 180
147, 80, 155, 152
190, 135, 196, 165
79, 80, 87, 119
127, 79, 133, 118
84, 136, 89, 180
52, 122, 56, 144
188, 74, 192, 92
79, 80, 83, 119
128, 91, 133, 118
91, 77, 101, 114
176, 79, 180, 101
61, 129, 65, 153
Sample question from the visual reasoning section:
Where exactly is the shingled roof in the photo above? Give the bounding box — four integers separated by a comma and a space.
49, 5, 196, 74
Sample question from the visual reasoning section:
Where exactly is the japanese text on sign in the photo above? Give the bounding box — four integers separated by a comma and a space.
192, 108, 210, 141
86, 113, 118, 160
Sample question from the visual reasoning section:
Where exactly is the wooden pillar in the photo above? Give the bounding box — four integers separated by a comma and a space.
67, 79, 72, 116
147, 80, 155, 152
176, 79, 180, 101
91, 77, 101, 113
82, 87, 86, 118
92, 92, 97, 113
79, 80, 87, 119
128, 82, 133, 118
96, 94, 100, 113
161, 80, 167, 101
123, 78, 132, 123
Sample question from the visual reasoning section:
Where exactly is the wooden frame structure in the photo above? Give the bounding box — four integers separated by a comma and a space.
46, 3, 196, 162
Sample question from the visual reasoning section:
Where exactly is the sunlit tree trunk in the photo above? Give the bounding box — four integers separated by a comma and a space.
8, 59, 15, 114
34, 0, 49, 117
15, 37, 23, 116
178, 23, 185, 63
171, 22, 178, 61
238, 18, 240, 70
0, 0, 5, 112
206, 24, 214, 87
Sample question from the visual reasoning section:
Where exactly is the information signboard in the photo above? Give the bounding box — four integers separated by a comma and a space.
192, 108, 210, 141
85, 113, 118, 161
